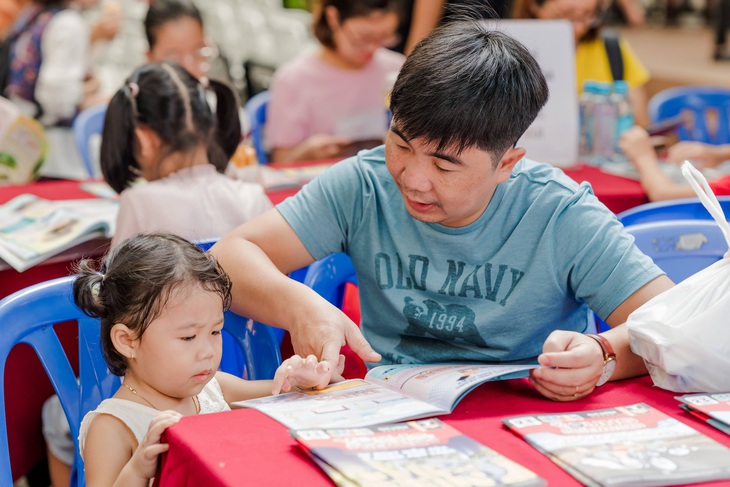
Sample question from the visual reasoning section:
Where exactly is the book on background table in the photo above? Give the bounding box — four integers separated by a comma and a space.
0, 194, 117, 272
677, 393, 730, 436
235, 362, 536, 429
503, 402, 730, 487
292, 418, 545, 487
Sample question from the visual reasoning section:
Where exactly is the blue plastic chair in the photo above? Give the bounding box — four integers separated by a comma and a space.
618, 197, 730, 226
72, 103, 107, 178
626, 219, 728, 283
648, 86, 730, 144
244, 90, 270, 164
303, 253, 358, 308
0, 276, 119, 487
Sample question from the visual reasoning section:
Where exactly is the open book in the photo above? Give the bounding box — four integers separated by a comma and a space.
0, 194, 118, 272
236, 362, 536, 430
293, 418, 545, 487
504, 403, 730, 487
677, 393, 730, 436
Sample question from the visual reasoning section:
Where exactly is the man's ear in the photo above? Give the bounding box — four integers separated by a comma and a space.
495, 147, 526, 183
111, 323, 138, 359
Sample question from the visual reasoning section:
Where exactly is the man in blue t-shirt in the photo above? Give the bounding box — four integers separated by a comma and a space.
213, 18, 673, 402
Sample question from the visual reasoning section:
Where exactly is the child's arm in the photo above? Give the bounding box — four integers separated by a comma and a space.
619, 126, 698, 201
83, 411, 181, 487
666, 141, 730, 168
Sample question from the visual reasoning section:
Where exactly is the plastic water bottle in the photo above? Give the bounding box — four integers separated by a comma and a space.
591, 82, 617, 166
578, 81, 599, 160
612, 80, 633, 157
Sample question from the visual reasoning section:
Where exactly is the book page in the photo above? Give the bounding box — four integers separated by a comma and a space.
504, 403, 730, 487
293, 419, 545, 487
234, 379, 442, 430
365, 363, 538, 412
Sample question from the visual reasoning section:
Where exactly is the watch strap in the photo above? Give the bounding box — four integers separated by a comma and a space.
585, 333, 616, 362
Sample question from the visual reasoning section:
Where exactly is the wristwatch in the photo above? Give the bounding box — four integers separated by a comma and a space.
585, 334, 616, 386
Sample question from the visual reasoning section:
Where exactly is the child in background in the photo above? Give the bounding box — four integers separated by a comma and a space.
76, 233, 337, 486
101, 61, 272, 247
266, 0, 405, 163
512, 0, 651, 127
619, 126, 730, 200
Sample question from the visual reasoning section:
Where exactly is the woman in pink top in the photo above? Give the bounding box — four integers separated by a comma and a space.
266, 0, 405, 163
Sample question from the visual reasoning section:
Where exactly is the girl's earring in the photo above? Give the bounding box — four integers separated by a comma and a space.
130, 353, 135, 360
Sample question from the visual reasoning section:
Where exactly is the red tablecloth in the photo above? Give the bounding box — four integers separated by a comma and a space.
155, 375, 730, 486
563, 164, 649, 214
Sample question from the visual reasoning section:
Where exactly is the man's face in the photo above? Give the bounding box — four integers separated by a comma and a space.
385, 124, 522, 228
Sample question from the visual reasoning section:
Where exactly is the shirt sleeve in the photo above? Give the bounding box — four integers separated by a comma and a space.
276, 159, 363, 259
111, 190, 145, 248
36, 10, 89, 125
552, 183, 664, 320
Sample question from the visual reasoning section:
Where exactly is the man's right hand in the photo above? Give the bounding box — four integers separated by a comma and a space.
289, 304, 381, 383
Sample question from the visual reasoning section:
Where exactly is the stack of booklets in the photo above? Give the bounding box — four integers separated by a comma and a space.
235, 362, 537, 429
503, 403, 730, 487
292, 418, 545, 487
677, 393, 730, 436
0, 194, 118, 272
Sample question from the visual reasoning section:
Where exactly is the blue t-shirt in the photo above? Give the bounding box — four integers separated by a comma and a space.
278, 147, 663, 365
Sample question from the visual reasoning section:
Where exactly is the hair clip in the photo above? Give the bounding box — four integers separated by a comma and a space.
127, 82, 140, 97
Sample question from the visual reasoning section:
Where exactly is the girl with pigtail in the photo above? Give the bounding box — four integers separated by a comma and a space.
76, 233, 337, 486
101, 62, 272, 248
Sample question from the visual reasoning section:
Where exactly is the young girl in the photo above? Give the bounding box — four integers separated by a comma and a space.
266, 0, 405, 163
76, 233, 336, 486
101, 61, 272, 247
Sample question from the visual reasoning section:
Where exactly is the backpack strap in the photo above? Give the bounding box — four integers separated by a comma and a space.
602, 29, 624, 82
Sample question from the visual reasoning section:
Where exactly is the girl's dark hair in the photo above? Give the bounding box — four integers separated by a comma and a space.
73, 233, 232, 377
512, 0, 606, 42
101, 62, 241, 193
312, 0, 402, 50
144, 0, 203, 49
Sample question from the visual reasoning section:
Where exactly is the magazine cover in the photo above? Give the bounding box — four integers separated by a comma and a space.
677, 393, 730, 435
503, 403, 730, 487
293, 418, 545, 487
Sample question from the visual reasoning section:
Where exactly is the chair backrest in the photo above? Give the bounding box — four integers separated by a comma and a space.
244, 90, 270, 164
648, 86, 730, 144
0, 276, 119, 487
617, 196, 730, 226
625, 220, 728, 283
72, 104, 107, 178
303, 253, 358, 308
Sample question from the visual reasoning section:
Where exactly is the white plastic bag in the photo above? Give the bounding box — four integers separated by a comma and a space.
626, 161, 730, 393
